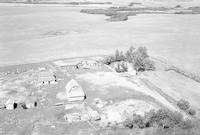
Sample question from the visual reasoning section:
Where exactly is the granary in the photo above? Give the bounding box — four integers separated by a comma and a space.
38, 71, 57, 85
65, 79, 86, 102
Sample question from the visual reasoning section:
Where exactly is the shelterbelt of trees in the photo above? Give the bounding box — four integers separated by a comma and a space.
103, 46, 155, 73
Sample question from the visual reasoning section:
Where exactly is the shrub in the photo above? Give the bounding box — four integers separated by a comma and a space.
122, 108, 200, 135
132, 114, 145, 128
121, 62, 128, 72
187, 108, 196, 116
145, 109, 184, 129
143, 58, 156, 71
115, 63, 121, 73
103, 56, 115, 65
177, 99, 190, 111
179, 119, 193, 130
123, 119, 133, 129
115, 62, 128, 73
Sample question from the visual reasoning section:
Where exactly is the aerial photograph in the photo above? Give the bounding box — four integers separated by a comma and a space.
0, 0, 200, 134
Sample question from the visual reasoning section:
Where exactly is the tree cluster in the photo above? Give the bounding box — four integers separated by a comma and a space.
104, 46, 155, 72
123, 108, 199, 135
177, 99, 196, 116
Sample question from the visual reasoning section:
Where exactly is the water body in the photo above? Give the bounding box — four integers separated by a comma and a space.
0, 5, 200, 73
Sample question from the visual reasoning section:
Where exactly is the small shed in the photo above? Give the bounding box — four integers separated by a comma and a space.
65, 79, 86, 102
5, 98, 17, 110
38, 71, 57, 85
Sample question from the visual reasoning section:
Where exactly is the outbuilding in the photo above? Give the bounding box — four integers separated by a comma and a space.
77, 60, 101, 69
65, 79, 86, 102
38, 71, 57, 85
5, 98, 17, 110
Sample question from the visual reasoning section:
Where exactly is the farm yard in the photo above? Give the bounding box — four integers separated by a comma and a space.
1, 0, 200, 134
0, 55, 199, 134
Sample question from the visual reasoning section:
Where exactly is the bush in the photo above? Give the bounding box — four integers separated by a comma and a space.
132, 114, 145, 128
187, 108, 196, 116
143, 58, 156, 71
103, 56, 115, 65
177, 99, 190, 111
115, 62, 128, 73
123, 119, 133, 129
122, 108, 200, 135
145, 109, 183, 128
179, 119, 193, 130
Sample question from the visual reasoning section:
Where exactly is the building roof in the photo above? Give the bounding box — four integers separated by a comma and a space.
65, 79, 85, 98
38, 71, 55, 82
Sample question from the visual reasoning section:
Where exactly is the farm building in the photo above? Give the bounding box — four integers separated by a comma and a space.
38, 71, 57, 85
65, 79, 86, 102
77, 60, 102, 69
5, 98, 17, 110
56, 60, 79, 71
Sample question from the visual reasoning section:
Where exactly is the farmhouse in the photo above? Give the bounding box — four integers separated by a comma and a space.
38, 71, 57, 85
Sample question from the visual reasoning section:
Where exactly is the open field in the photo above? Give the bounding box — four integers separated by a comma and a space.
1, 4, 200, 74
